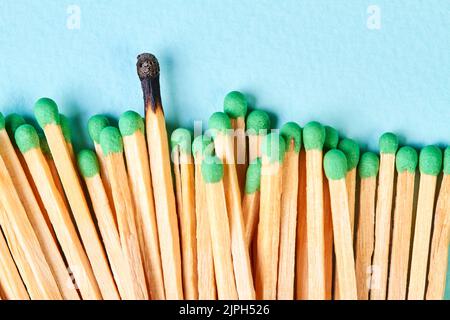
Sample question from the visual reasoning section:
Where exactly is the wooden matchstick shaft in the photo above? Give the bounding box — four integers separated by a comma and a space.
346, 168, 357, 235
231, 117, 247, 193
243, 191, 260, 248
323, 177, 334, 300
94, 142, 116, 224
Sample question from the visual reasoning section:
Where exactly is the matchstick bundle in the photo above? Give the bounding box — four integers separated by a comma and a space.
0, 53, 448, 300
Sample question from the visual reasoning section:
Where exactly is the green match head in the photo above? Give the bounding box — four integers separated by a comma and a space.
170, 128, 192, 154
395, 146, 418, 174
358, 152, 379, 179
14, 124, 40, 153
323, 149, 348, 180
245, 158, 262, 194
192, 135, 213, 158
100, 126, 124, 155
5, 113, 26, 138
280, 122, 302, 153
223, 91, 248, 119
60, 114, 72, 143
303, 121, 325, 151
379, 132, 399, 154
419, 145, 442, 176
338, 138, 360, 171
0, 112, 5, 130
443, 147, 450, 175
261, 132, 286, 163
208, 112, 232, 137
201, 155, 224, 183
34, 98, 60, 128
324, 126, 339, 150
88, 115, 110, 144
38, 132, 51, 157
77, 149, 100, 178
246, 110, 270, 135
119, 110, 144, 136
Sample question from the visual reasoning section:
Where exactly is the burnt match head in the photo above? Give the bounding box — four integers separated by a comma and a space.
137, 53, 160, 80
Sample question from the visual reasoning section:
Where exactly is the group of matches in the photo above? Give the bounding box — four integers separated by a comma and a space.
0, 53, 448, 300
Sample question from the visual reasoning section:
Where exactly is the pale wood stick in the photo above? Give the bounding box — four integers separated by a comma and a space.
346, 168, 357, 235
295, 149, 308, 299
21, 147, 101, 300
277, 144, 300, 300
408, 174, 439, 299
0, 224, 29, 300
172, 146, 198, 300
388, 171, 416, 300
231, 117, 247, 194
138, 54, 183, 299
94, 142, 116, 225
194, 158, 217, 300
243, 191, 260, 248
426, 173, 450, 300
0, 130, 78, 299
323, 176, 334, 300
371, 152, 396, 300
215, 133, 256, 299
43, 123, 119, 299
0, 156, 62, 300
122, 128, 165, 300
248, 135, 259, 164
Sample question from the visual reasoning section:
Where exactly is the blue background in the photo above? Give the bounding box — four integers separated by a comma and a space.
0, 0, 449, 298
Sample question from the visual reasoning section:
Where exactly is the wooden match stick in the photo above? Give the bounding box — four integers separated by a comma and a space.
15, 125, 101, 300
255, 133, 286, 299
277, 122, 301, 300
355, 152, 379, 300
202, 155, 238, 299
0, 155, 62, 299
224, 91, 248, 193
303, 121, 326, 299
100, 126, 149, 300
426, 147, 450, 300
192, 135, 216, 300
323, 125, 339, 299
246, 110, 270, 163
408, 145, 442, 300
119, 111, 165, 300
0, 114, 78, 299
208, 112, 255, 300
243, 158, 262, 247
137, 53, 183, 299
0, 222, 29, 300
34, 97, 119, 300
77, 149, 140, 300
387, 146, 418, 300
60, 114, 75, 162
323, 149, 358, 300
171, 128, 198, 300
370, 132, 399, 300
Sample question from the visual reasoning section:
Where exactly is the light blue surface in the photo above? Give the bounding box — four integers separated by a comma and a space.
0, 0, 449, 298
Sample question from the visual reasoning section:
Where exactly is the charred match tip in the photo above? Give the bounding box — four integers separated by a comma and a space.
137, 53, 160, 80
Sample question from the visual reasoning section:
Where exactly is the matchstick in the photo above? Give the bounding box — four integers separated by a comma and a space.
255, 133, 286, 299
387, 146, 418, 300
426, 147, 450, 300
192, 135, 216, 300
137, 53, 183, 299
119, 111, 165, 299
100, 126, 149, 300
0, 155, 62, 300
303, 121, 326, 299
60, 114, 75, 161
0, 114, 77, 300
277, 122, 301, 300
77, 149, 140, 300
323, 125, 339, 299
15, 125, 101, 300
323, 149, 357, 300
370, 132, 399, 300
0, 223, 29, 300
355, 152, 379, 300
208, 112, 255, 299
202, 155, 238, 299
171, 128, 198, 300
408, 145, 442, 300
246, 110, 270, 162
242, 158, 262, 247
224, 91, 248, 193
34, 97, 119, 300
